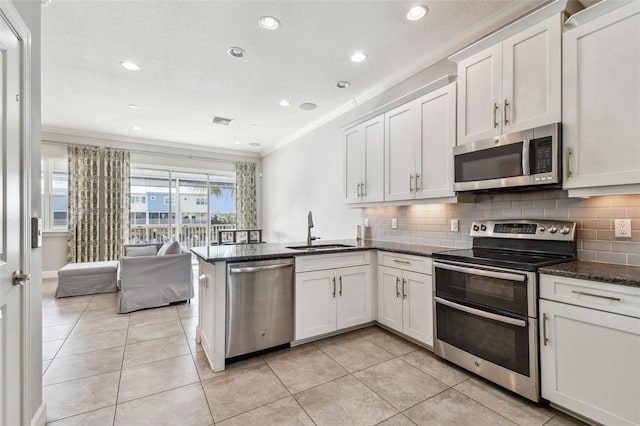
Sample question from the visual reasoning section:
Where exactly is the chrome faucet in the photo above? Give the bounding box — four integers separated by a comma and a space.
307, 211, 321, 246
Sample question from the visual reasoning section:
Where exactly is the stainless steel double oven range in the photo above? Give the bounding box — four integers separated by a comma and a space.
432, 219, 576, 402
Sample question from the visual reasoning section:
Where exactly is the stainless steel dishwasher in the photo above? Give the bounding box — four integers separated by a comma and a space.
226, 258, 294, 358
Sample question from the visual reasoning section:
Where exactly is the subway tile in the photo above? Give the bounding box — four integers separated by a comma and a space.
511, 200, 533, 209
627, 254, 640, 266
610, 195, 640, 207
502, 210, 523, 219
597, 230, 615, 241
595, 251, 626, 265
533, 199, 556, 209
568, 208, 596, 218
628, 208, 640, 218
582, 241, 611, 251
582, 219, 612, 230
492, 201, 512, 210
612, 242, 640, 254
576, 229, 597, 240
577, 250, 597, 261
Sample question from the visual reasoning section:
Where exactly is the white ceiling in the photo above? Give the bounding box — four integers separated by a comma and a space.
42, 0, 547, 155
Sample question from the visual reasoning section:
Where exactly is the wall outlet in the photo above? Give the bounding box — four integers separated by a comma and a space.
391, 218, 398, 229
615, 219, 632, 238
364, 218, 369, 228
450, 219, 459, 232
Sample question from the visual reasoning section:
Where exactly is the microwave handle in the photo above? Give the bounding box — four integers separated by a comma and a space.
522, 139, 530, 176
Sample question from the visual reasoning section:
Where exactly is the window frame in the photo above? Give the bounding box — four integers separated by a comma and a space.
42, 157, 69, 232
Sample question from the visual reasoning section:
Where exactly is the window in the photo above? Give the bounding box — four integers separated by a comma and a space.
131, 195, 146, 204
163, 196, 175, 205
41, 157, 69, 231
196, 197, 207, 206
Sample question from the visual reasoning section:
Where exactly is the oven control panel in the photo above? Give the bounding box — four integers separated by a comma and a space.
470, 219, 576, 241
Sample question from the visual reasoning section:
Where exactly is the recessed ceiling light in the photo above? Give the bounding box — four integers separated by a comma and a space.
41, 0, 52, 6
120, 61, 141, 71
350, 51, 367, 63
249, 142, 261, 147
234, 140, 241, 145
279, 100, 291, 107
299, 103, 317, 111
251, 123, 259, 127
132, 125, 142, 130
336, 81, 350, 89
128, 104, 140, 109
406, 5, 428, 21
227, 47, 246, 58
258, 16, 280, 30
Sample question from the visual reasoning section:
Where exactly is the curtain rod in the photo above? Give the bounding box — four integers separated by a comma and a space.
41, 140, 258, 164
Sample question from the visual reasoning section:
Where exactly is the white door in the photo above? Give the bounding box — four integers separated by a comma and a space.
457, 44, 502, 144
415, 83, 456, 200
336, 265, 370, 330
402, 271, 433, 346
344, 126, 364, 204
502, 15, 561, 134
295, 270, 336, 340
377, 266, 402, 333
0, 14, 25, 426
361, 116, 384, 203
384, 103, 416, 201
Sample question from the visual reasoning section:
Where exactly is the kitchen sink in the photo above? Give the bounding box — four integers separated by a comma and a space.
287, 244, 355, 251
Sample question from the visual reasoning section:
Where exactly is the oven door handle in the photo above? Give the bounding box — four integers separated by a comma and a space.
433, 262, 527, 282
435, 297, 527, 328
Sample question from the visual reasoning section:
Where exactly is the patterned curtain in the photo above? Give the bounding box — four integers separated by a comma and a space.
103, 148, 130, 260
67, 145, 100, 263
235, 162, 257, 229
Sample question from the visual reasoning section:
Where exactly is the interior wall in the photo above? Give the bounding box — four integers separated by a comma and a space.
261, 59, 457, 243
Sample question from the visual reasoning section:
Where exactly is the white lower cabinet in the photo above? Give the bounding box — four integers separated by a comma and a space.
197, 259, 227, 372
295, 263, 373, 340
377, 252, 433, 346
539, 274, 640, 426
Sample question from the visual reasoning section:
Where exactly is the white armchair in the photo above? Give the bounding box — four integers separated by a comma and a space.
118, 243, 194, 313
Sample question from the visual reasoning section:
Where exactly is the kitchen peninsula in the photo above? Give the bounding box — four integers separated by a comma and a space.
191, 239, 448, 373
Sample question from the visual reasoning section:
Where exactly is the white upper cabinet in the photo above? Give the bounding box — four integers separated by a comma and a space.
385, 82, 457, 202
344, 115, 384, 204
562, 1, 640, 196
457, 15, 561, 144
384, 103, 417, 201
415, 83, 457, 200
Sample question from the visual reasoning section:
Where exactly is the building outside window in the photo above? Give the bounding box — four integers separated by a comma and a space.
41, 157, 69, 231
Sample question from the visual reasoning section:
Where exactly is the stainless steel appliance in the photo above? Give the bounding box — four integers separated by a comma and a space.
226, 258, 294, 358
432, 219, 576, 402
453, 123, 561, 192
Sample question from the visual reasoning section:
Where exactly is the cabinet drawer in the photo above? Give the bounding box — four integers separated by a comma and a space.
378, 251, 432, 274
540, 274, 640, 319
296, 250, 371, 273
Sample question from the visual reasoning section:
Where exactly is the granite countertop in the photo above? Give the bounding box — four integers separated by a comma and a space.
191, 239, 453, 263
539, 261, 640, 288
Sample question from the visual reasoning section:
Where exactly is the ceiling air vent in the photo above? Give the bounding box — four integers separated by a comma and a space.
211, 116, 234, 126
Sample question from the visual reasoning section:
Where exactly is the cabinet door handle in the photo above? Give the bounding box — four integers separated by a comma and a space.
504, 99, 509, 125
409, 174, 414, 191
332, 277, 336, 298
395, 277, 400, 298
493, 103, 499, 128
402, 278, 407, 299
339, 276, 343, 296
542, 313, 549, 346
566, 148, 573, 178
571, 290, 621, 302
415, 173, 420, 191
361, 182, 366, 197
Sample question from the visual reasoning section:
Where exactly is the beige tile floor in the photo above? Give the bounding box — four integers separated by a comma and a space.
41, 277, 589, 426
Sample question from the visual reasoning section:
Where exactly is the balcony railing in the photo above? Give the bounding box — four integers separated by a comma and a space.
129, 223, 236, 249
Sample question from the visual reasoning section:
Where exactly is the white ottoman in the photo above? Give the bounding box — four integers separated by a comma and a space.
56, 261, 119, 298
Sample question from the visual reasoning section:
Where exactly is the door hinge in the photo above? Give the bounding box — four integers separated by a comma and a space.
15, 94, 19, 102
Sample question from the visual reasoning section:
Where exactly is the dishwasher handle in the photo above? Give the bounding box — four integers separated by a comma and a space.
229, 263, 293, 274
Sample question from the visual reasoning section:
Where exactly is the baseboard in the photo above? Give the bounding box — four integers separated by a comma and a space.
31, 402, 46, 426
42, 270, 58, 279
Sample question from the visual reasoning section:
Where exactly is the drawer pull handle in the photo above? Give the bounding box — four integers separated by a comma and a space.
571, 290, 620, 302
392, 259, 410, 264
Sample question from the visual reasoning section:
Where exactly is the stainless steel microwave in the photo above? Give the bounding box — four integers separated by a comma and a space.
453, 123, 561, 192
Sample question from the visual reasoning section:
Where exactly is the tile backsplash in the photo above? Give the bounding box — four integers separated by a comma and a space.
364, 190, 640, 266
